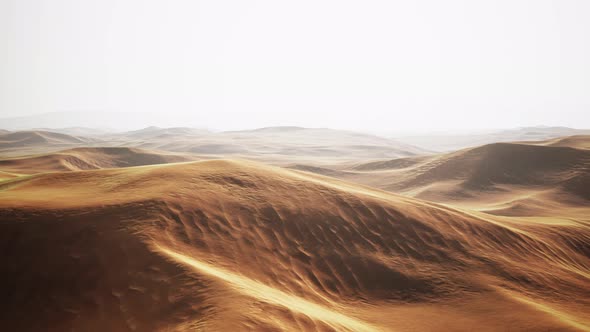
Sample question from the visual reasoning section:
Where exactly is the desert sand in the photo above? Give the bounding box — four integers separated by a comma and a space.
0, 153, 589, 331
295, 138, 590, 221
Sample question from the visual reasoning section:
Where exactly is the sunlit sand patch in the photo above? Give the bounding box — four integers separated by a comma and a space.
156, 244, 384, 332
496, 287, 590, 332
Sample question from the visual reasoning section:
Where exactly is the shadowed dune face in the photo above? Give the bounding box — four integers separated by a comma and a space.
0, 160, 589, 331
399, 143, 590, 190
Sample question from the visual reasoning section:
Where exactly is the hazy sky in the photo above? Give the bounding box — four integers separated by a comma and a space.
1, 0, 589, 131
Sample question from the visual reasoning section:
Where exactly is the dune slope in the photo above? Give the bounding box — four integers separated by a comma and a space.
0, 160, 589, 331
299, 141, 590, 218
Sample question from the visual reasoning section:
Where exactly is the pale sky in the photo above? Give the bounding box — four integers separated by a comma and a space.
1, 0, 589, 131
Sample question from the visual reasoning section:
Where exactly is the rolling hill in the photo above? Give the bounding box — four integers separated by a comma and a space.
121, 126, 428, 162
0, 127, 427, 163
292, 138, 590, 218
0, 147, 195, 174
525, 135, 590, 150
0, 160, 588, 331
0, 131, 99, 156
394, 127, 590, 152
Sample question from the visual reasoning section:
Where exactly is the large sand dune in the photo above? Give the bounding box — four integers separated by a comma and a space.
1, 160, 588, 331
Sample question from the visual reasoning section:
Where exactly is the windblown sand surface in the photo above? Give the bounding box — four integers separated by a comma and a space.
1, 159, 589, 331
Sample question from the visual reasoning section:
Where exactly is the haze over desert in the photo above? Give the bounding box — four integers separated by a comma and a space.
2, 0, 590, 331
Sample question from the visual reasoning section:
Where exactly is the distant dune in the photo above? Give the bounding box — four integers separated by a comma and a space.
0, 130, 91, 147
395, 126, 590, 152
352, 155, 431, 171
0, 130, 98, 156
0, 147, 195, 174
119, 126, 211, 139
526, 135, 590, 150
0, 160, 588, 331
0, 127, 427, 162
390, 143, 590, 190
33, 127, 114, 137
293, 137, 590, 218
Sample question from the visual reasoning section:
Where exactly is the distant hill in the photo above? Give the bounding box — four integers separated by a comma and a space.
120, 126, 211, 139
394, 126, 590, 152
294, 136, 590, 217
385, 143, 588, 189
0, 111, 208, 131
0, 127, 426, 161
0, 147, 194, 174
523, 135, 590, 150
0, 131, 97, 154
106, 126, 429, 162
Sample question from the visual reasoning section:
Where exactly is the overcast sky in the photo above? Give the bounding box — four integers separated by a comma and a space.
1, 0, 589, 131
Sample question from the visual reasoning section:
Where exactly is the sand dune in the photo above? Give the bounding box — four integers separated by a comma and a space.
394, 126, 590, 152
118, 126, 427, 162
0, 130, 92, 147
0, 147, 195, 174
0, 130, 99, 156
291, 139, 590, 220
525, 135, 590, 150
0, 127, 427, 163
120, 126, 211, 140
0, 160, 588, 331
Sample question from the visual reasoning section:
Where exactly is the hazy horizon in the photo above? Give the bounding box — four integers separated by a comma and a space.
3, 110, 590, 134
2, 0, 589, 132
